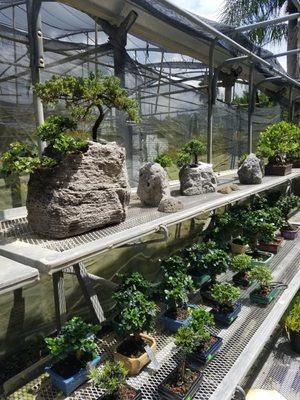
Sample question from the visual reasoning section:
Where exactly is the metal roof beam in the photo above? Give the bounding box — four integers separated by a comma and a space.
233, 13, 300, 33
264, 48, 300, 59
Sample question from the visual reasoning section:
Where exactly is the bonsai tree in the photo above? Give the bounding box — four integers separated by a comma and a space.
181, 241, 216, 272
45, 316, 100, 362
115, 271, 150, 295
198, 248, 232, 284
35, 73, 140, 141
257, 121, 299, 165
211, 283, 240, 314
163, 273, 194, 319
249, 266, 272, 295
284, 294, 300, 353
160, 255, 188, 277
154, 153, 172, 168
0, 115, 88, 177
276, 195, 300, 230
231, 254, 253, 283
89, 360, 134, 398
176, 138, 206, 167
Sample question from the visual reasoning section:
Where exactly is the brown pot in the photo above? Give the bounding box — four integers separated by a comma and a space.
114, 333, 157, 375
231, 241, 248, 254
257, 236, 285, 254
264, 163, 292, 176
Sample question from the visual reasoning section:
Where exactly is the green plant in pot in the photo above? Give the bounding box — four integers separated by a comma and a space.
160, 255, 188, 277
44, 316, 101, 395
284, 294, 300, 353
89, 360, 141, 400
161, 272, 194, 332
276, 195, 300, 240
249, 266, 279, 304
257, 121, 296, 176
211, 283, 241, 326
113, 284, 158, 375
231, 254, 253, 287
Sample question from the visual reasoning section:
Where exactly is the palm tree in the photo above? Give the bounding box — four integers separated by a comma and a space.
220, 0, 299, 79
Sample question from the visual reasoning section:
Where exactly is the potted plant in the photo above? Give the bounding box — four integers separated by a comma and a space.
160, 255, 189, 277
257, 121, 295, 176
187, 307, 223, 364
249, 266, 280, 304
158, 325, 203, 400
210, 283, 241, 326
161, 271, 194, 332
181, 243, 213, 287
231, 254, 253, 287
113, 287, 158, 375
89, 360, 142, 400
284, 123, 300, 168
44, 316, 101, 395
0, 73, 139, 239
276, 195, 300, 240
231, 237, 249, 255
284, 294, 300, 353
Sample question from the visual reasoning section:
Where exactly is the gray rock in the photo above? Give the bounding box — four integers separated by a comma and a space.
158, 197, 183, 213
238, 153, 264, 184
26, 141, 130, 239
179, 163, 217, 196
137, 162, 170, 206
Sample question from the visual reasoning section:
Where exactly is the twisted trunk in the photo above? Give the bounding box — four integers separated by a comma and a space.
92, 105, 104, 142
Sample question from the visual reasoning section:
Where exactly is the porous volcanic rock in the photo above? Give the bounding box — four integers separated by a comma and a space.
26, 141, 130, 238
158, 197, 183, 213
137, 162, 170, 206
238, 154, 264, 184
179, 162, 217, 196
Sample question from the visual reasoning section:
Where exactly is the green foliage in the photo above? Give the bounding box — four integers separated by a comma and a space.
238, 153, 247, 167
176, 138, 206, 166
211, 283, 240, 307
115, 291, 157, 337
116, 272, 150, 295
231, 254, 253, 273
276, 195, 300, 224
284, 294, 300, 333
232, 90, 274, 107
243, 209, 278, 250
175, 326, 200, 355
257, 122, 299, 161
188, 306, 215, 337
88, 360, 128, 394
154, 153, 172, 168
35, 73, 140, 141
37, 115, 77, 141
163, 273, 194, 312
44, 317, 100, 360
197, 248, 232, 281
249, 266, 272, 289
160, 255, 188, 277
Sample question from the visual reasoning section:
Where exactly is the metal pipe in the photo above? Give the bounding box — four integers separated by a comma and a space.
264, 48, 300, 59
247, 64, 254, 153
291, 96, 300, 121
207, 40, 216, 164
288, 87, 293, 121
233, 13, 300, 32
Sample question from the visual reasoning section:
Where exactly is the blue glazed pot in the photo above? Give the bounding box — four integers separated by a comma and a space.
161, 305, 196, 332
46, 354, 101, 395
188, 335, 223, 364
211, 303, 241, 326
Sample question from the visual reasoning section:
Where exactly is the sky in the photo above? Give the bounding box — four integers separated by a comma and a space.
169, 0, 287, 70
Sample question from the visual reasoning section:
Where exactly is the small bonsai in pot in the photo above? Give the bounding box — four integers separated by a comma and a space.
231, 254, 253, 287
158, 324, 203, 400
161, 272, 194, 332
210, 283, 241, 326
249, 266, 279, 304
276, 195, 300, 240
89, 360, 141, 400
44, 316, 101, 395
284, 294, 300, 353
160, 255, 188, 277
257, 121, 295, 176
113, 283, 158, 375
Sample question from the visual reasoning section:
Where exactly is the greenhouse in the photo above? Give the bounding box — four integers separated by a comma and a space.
0, 0, 299, 399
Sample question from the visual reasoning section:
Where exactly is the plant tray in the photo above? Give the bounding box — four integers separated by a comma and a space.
210, 303, 241, 326
188, 335, 223, 364
257, 237, 285, 253
46, 355, 101, 395
191, 273, 211, 287
250, 251, 274, 266
97, 386, 142, 400
232, 271, 252, 288
161, 305, 196, 332
157, 366, 203, 400
281, 226, 299, 240
265, 163, 292, 176
250, 286, 281, 305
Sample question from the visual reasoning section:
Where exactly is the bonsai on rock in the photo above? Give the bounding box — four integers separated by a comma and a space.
176, 138, 217, 196
0, 74, 139, 238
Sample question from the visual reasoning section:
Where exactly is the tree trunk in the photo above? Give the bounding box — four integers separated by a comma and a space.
287, 1, 300, 123
92, 105, 104, 142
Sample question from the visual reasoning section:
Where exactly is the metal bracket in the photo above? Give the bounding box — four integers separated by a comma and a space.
156, 224, 169, 241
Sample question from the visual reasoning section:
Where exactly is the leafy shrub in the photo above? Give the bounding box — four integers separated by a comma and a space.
160, 255, 188, 277
176, 138, 206, 166
243, 209, 278, 250
154, 153, 172, 168
231, 254, 253, 273
116, 272, 150, 295
276, 195, 300, 226
198, 248, 232, 282
249, 266, 272, 291
257, 121, 299, 162
37, 115, 77, 141
89, 360, 128, 394
44, 317, 100, 360
163, 273, 193, 312
284, 294, 300, 333
211, 283, 240, 310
